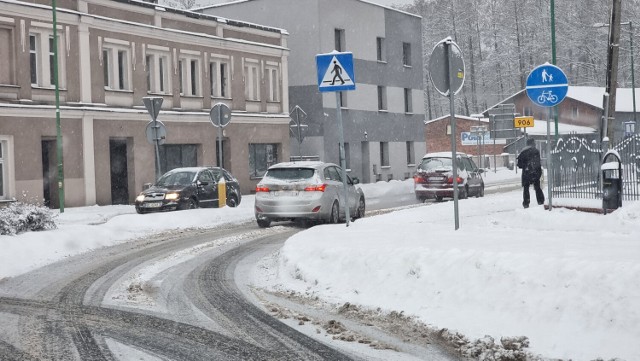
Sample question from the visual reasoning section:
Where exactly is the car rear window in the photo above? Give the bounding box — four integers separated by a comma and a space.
418, 157, 453, 172
265, 167, 315, 180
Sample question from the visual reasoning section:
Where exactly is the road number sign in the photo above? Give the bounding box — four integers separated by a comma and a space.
514, 116, 534, 128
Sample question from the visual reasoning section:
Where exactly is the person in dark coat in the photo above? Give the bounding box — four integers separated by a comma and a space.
516, 138, 545, 208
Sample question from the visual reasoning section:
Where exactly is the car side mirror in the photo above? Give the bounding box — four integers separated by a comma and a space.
197, 180, 209, 186
352, 177, 360, 184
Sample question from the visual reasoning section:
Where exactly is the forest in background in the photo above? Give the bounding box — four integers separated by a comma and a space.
397, 0, 640, 118
162, 0, 639, 119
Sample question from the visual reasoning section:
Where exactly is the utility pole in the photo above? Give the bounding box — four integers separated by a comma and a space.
604, 0, 622, 143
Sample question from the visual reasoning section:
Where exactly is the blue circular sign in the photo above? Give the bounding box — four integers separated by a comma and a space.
525, 63, 568, 107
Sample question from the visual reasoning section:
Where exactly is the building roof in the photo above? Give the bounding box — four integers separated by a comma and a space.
425, 114, 489, 125
194, 0, 422, 19
484, 86, 640, 114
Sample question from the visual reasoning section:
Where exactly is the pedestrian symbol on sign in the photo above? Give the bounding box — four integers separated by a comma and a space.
320, 56, 352, 87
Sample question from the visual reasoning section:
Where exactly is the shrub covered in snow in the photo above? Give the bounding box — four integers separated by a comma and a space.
0, 203, 57, 235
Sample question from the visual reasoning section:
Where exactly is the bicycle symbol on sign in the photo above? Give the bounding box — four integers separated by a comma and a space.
537, 90, 558, 104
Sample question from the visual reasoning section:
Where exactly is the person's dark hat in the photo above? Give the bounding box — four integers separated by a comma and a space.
526, 138, 535, 146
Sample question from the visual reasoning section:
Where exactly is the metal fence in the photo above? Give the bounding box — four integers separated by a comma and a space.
550, 134, 640, 201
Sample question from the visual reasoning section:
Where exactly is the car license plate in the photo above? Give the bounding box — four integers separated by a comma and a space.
428, 176, 444, 182
275, 191, 297, 197
144, 202, 162, 208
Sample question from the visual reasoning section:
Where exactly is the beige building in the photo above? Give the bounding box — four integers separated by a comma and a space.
0, 0, 290, 207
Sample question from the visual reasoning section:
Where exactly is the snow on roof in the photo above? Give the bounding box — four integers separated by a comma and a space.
194, 0, 422, 19
425, 114, 489, 124
485, 86, 639, 114
526, 119, 596, 135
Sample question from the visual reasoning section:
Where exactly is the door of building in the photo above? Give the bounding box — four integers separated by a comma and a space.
41, 139, 59, 209
110, 139, 129, 205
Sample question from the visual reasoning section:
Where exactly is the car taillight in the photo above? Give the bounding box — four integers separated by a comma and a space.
413, 175, 426, 184
304, 184, 327, 192
255, 186, 270, 192
447, 176, 464, 184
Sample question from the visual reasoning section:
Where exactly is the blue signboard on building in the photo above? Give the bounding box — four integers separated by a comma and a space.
316, 51, 356, 92
525, 63, 568, 107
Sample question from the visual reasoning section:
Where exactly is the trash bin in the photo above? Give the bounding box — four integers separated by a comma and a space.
601, 151, 623, 213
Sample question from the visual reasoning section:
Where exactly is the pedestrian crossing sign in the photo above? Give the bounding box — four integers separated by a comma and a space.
316, 51, 356, 92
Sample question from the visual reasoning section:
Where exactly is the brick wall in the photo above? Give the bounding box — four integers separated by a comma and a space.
425, 117, 505, 155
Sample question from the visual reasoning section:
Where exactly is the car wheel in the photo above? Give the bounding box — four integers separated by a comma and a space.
354, 197, 365, 220
328, 201, 340, 224
179, 198, 197, 210
477, 183, 485, 198
415, 194, 426, 203
257, 218, 271, 228
435, 195, 443, 202
135, 207, 146, 214
226, 194, 239, 207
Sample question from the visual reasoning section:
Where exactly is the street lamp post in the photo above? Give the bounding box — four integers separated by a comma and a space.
52, 0, 64, 212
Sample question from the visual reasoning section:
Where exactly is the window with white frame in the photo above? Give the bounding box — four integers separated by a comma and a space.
179, 55, 201, 96
244, 60, 260, 101
102, 42, 131, 90
572, 106, 579, 119
29, 28, 65, 88
146, 52, 170, 94
266, 65, 280, 102
209, 57, 230, 98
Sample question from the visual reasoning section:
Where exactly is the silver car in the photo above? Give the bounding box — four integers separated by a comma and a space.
254, 161, 365, 227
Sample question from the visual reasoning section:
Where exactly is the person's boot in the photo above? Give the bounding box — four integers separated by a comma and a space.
523, 202, 529, 209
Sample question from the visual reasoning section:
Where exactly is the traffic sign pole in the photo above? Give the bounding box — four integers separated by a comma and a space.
316, 51, 356, 228
446, 41, 460, 231
526, 63, 568, 211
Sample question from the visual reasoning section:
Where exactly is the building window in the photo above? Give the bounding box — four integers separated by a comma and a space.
376, 37, 385, 62
146, 53, 170, 94
335, 28, 345, 52
402, 42, 412, 66
338, 142, 351, 170
446, 124, 452, 135
30, 35, 38, 84
249, 143, 278, 178
266, 66, 279, 102
244, 61, 260, 101
572, 106, 579, 119
339, 92, 347, 108
404, 88, 413, 113
0, 28, 14, 85
29, 30, 65, 88
179, 56, 201, 96
523, 106, 533, 116
380, 142, 389, 167
210, 59, 230, 98
377, 86, 387, 111
103, 45, 130, 90
158, 144, 197, 175
146, 54, 170, 94
406, 141, 415, 165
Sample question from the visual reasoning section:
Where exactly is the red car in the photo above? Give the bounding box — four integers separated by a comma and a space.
413, 152, 485, 202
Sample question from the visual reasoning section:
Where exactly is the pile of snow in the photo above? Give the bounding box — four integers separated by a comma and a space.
0, 202, 56, 235
265, 191, 640, 361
